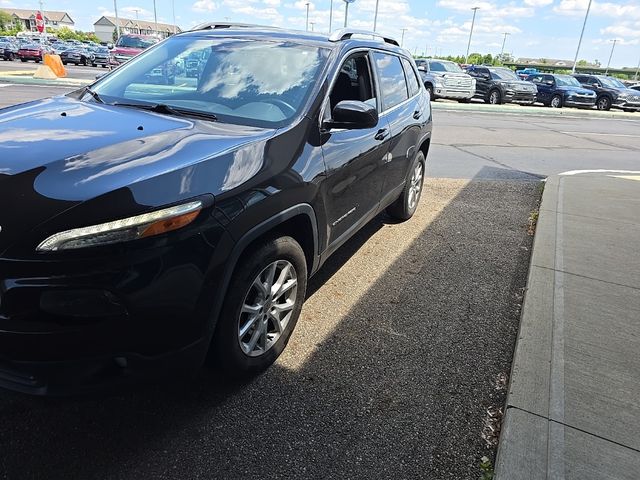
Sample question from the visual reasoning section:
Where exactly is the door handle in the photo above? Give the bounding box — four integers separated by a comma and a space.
375, 128, 389, 141
413, 110, 422, 119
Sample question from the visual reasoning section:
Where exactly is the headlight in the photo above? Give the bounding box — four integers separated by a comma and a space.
434, 77, 444, 86
37, 201, 202, 252
618, 93, 628, 100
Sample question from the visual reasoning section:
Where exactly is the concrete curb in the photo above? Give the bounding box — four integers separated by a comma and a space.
0, 74, 90, 88
431, 101, 640, 120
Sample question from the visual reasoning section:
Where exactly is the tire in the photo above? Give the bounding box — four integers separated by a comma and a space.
550, 94, 563, 108
488, 89, 501, 105
596, 96, 611, 111
20, 58, 27, 62
102, 64, 107, 68
458, 98, 471, 103
209, 236, 308, 378
62, 60, 67, 65
35, 59, 40, 63
91, 63, 96, 67
425, 84, 434, 101
386, 150, 426, 221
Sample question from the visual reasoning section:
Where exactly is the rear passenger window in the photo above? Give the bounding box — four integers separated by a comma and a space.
401, 58, 421, 97
373, 52, 409, 110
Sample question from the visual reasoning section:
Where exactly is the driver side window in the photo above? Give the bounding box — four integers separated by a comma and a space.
328, 54, 377, 115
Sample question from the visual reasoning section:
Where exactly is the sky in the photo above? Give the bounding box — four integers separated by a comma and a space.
4, 0, 640, 68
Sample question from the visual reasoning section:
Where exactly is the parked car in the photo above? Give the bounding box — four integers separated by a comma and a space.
528, 73, 596, 108
573, 74, 640, 111
515, 67, 539, 80
111, 33, 159, 65
60, 46, 91, 66
17, 43, 52, 63
87, 45, 111, 68
184, 49, 208, 78
465, 65, 537, 104
0, 25, 432, 394
417, 59, 475, 102
631, 84, 640, 92
0, 39, 19, 61
51, 41, 72, 55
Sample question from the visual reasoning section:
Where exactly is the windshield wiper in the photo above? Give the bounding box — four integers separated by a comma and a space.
112, 101, 218, 122
83, 86, 104, 104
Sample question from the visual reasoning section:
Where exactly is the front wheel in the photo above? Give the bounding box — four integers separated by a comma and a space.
596, 96, 611, 111
488, 89, 501, 105
550, 94, 563, 108
209, 236, 308, 378
386, 151, 426, 221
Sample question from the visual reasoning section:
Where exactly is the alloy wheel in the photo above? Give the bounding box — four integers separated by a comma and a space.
407, 161, 424, 210
489, 91, 500, 104
238, 260, 298, 357
551, 96, 561, 108
597, 97, 610, 110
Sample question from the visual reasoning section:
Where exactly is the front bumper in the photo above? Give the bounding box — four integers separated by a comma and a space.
504, 91, 536, 104
565, 96, 596, 108
434, 87, 474, 100
0, 227, 229, 395
613, 99, 640, 111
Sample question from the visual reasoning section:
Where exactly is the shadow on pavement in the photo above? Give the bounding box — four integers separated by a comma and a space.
0, 167, 540, 480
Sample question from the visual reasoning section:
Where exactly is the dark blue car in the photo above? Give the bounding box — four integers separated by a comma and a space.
528, 73, 596, 108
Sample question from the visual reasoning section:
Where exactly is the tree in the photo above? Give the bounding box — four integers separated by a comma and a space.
576, 59, 589, 67
0, 10, 22, 34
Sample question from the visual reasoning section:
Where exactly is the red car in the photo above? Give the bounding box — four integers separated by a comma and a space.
111, 34, 159, 65
18, 43, 52, 63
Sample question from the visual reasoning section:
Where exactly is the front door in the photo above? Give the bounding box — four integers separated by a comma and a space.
320, 52, 390, 248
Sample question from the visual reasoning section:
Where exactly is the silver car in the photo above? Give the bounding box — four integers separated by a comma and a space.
418, 59, 475, 102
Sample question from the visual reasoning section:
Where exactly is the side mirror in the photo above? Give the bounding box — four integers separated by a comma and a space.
107, 43, 114, 49
418, 65, 427, 72
481, 73, 491, 80
325, 100, 378, 130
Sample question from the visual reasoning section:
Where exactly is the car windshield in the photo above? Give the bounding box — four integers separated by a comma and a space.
93, 36, 330, 128
490, 68, 518, 80
428, 61, 463, 73
598, 76, 626, 89
116, 36, 158, 49
555, 75, 580, 87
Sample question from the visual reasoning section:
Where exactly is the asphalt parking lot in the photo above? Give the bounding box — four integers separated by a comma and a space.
1, 84, 639, 479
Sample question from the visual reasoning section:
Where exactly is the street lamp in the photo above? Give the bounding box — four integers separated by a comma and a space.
329, 0, 333, 32
373, 0, 379, 32
113, 0, 121, 38
571, 0, 592, 74
172, 0, 176, 33
465, 7, 479, 64
153, 0, 158, 34
343, 0, 355, 28
605, 39, 618, 75
635, 55, 640, 81
310, 21, 315, 32
400, 28, 407, 48
305, 2, 310, 32
500, 32, 510, 57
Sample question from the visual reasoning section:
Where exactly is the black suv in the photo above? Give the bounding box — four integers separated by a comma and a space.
466, 65, 537, 105
573, 74, 640, 111
0, 25, 432, 394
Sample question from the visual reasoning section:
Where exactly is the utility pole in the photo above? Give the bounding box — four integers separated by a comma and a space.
373, 0, 379, 32
605, 39, 617, 75
500, 32, 510, 57
113, 0, 120, 40
133, 8, 140, 20
400, 28, 407, 48
329, 0, 333, 32
310, 21, 315, 32
465, 7, 479, 63
153, 0, 158, 34
343, 0, 349, 28
305, 2, 310, 31
571, 0, 592, 74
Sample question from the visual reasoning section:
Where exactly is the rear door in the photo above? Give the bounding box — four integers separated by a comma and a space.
470, 67, 491, 98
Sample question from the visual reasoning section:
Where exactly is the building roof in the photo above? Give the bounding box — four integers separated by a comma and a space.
95, 15, 181, 33
1, 8, 74, 24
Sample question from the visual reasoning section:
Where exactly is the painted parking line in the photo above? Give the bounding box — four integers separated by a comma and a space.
560, 131, 640, 138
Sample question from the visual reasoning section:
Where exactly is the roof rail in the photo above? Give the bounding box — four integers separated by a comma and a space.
191, 22, 280, 31
328, 29, 400, 47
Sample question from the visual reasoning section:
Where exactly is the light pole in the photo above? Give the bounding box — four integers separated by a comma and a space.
373, 0, 379, 32
635, 55, 640, 81
605, 39, 618, 75
305, 2, 310, 31
500, 32, 510, 57
571, 0, 592, 74
465, 7, 479, 64
172, 0, 176, 33
400, 28, 407, 48
329, 0, 333, 32
153, 0, 158, 34
310, 21, 315, 32
343, 0, 351, 28
113, 0, 121, 39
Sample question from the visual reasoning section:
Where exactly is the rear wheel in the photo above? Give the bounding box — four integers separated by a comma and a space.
596, 96, 611, 111
425, 84, 434, 101
550, 94, 563, 108
386, 151, 426, 221
209, 236, 308, 378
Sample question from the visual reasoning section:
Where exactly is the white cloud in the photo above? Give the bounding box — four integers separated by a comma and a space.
554, 0, 640, 19
524, 0, 554, 6
192, 0, 218, 12
121, 6, 153, 19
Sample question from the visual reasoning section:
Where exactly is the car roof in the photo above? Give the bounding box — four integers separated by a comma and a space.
176, 25, 407, 55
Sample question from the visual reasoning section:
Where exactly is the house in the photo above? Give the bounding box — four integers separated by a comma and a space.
93, 16, 181, 42
516, 57, 599, 68
1, 8, 75, 32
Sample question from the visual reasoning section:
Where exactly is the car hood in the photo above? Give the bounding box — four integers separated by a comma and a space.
432, 72, 471, 79
113, 46, 143, 56
0, 96, 278, 255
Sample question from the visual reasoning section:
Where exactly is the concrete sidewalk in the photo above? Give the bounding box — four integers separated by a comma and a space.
495, 171, 640, 479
